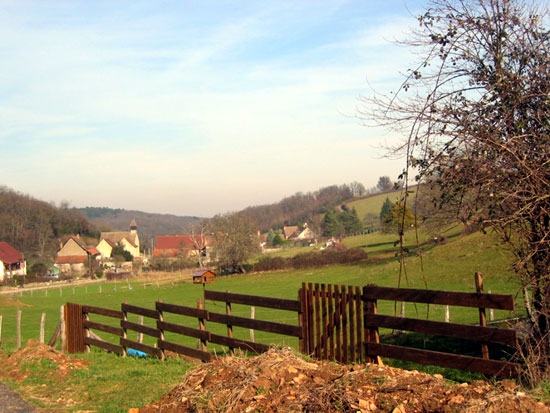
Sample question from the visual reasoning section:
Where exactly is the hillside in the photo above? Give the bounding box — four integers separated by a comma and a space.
79, 207, 204, 244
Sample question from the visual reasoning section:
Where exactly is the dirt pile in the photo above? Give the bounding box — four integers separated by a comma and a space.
139, 348, 548, 413
3, 340, 88, 382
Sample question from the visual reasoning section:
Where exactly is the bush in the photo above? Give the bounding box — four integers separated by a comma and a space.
29, 262, 49, 276
254, 247, 367, 272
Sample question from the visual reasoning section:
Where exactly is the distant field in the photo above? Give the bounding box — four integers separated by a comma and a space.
346, 188, 417, 222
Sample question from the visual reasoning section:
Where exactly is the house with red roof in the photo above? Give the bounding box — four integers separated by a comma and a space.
0, 242, 26, 281
153, 235, 208, 259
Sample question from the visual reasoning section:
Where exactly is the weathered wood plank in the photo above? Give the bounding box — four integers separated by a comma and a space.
84, 320, 124, 337
208, 312, 302, 337
82, 305, 124, 319
157, 321, 210, 341
367, 343, 520, 378
204, 290, 301, 311
158, 340, 211, 362
84, 336, 124, 354
156, 302, 208, 319
122, 303, 160, 320
121, 320, 161, 338
208, 333, 270, 354
120, 337, 162, 358
314, 284, 321, 359
362, 286, 514, 310
363, 314, 516, 346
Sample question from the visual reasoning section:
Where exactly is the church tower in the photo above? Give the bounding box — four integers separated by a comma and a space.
130, 219, 138, 234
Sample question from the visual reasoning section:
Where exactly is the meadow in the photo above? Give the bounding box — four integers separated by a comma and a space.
0, 225, 527, 412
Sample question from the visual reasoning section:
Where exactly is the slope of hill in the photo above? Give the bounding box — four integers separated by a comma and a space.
79, 207, 204, 244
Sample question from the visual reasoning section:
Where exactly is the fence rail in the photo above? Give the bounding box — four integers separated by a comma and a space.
63, 274, 520, 378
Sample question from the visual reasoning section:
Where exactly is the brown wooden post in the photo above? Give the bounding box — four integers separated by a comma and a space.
341, 286, 349, 364
157, 299, 165, 360
0, 315, 3, 344
314, 283, 321, 359
197, 298, 207, 352
363, 285, 380, 364
355, 286, 363, 364
249, 306, 255, 343
298, 286, 307, 354
475, 272, 490, 359
334, 284, 341, 362
120, 302, 128, 357
321, 284, 328, 360
307, 283, 314, 356
225, 290, 234, 356
328, 284, 334, 360
348, 285, 355, 363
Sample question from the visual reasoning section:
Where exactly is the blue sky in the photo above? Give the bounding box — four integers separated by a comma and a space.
1, 0, 426, 216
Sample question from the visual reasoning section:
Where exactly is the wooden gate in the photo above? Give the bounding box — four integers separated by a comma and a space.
65, 302, 86, 353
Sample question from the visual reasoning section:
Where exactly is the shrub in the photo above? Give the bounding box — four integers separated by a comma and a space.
253, 247, 367, 272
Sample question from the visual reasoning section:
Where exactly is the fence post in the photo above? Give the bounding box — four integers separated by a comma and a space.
321, 284, 328, 360
40, 313, 46, 343
355, 286, 363, 364
249, 306, 255, 343
225, 291, 234, 356
475, 272, 490, 359
299, 284, 308, 355
445, 305, 450, 323
308, 283, 314, 357
363, 285, 380, 364
488, 290, 495, 321
328, 284, 334, 361
84, 308, 90, 353
120, 302, 128, 357
197, 298, 207, 352
157, 299, 166, 360
0, 314, 2, 344
17, 310, 22, 349
137, 316, 144, 344
60, 305, 66, 352
314, 284, 321, 359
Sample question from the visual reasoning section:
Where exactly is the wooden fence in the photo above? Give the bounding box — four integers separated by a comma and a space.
300, 278, 520, 378
65, 277, 520, 378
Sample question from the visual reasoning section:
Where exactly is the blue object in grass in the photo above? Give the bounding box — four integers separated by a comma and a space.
127, 348, 147, 358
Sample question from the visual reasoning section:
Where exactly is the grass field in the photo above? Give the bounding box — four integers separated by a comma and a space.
0, 226, 528, 411
346, 188, 416, 221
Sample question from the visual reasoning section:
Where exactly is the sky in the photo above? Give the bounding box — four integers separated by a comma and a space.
1, 0, 427, 217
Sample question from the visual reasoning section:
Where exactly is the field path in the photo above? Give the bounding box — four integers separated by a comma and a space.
0, 382, 37, 412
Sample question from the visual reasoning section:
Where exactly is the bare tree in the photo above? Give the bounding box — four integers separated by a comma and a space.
362, 0, 550, 382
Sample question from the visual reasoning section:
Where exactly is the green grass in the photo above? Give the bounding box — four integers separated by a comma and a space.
346, 188, 416, 221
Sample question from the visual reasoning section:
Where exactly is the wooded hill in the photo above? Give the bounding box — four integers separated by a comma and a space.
79, 207, 203, 245
0, 186, 98, 261
240, 183, 364, 231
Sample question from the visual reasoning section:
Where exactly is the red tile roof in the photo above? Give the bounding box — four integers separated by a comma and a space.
0, 242, 24, 264
55, 255, 87, 264
156, 235, 206, 250
87, 248, 100, 255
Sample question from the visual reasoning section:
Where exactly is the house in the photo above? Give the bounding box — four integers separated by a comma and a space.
282, 226, 299, 240
98, 219, 140, 258
153, 235, 207, 258
55, 236, 95, 274
295, 224, 318, 243
0, 242, 26, 281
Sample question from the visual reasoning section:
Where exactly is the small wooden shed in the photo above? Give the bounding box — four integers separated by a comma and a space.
192, 269, 216, 285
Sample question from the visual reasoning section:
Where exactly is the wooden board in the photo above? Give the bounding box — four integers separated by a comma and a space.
158, 340, 211, 362
367, 343, 520, 378
82, 305, 124, 319
122, 303, 160, 320
120, 337, 162, 358
208, 332, 270, 354
121, 320, 161, 338
362, 286, 514, 310
84, 320, 124, 337
205, 290, 301, 312
84, 336, 124, 355
156, 302, 208, 319
157, 320, 210, 341
363, 314, 516, 346
208, 312, 302, 337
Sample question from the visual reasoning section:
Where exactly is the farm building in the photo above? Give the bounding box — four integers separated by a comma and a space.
153, 235, 208, 259
0, 241, 26, 281
55, 235, 96, 274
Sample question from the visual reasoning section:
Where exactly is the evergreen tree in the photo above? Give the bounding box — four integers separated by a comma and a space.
379, 197, 394, 233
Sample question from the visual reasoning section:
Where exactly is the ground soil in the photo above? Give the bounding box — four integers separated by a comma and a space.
139, 348, 549, 413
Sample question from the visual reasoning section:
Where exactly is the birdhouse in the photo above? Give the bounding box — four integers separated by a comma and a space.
192, 270, 216, 284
